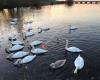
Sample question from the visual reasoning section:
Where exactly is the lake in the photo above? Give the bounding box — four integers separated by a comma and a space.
0, 4, 100, 80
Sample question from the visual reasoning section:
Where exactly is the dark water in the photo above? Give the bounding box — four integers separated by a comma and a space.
0, 4, 100, 80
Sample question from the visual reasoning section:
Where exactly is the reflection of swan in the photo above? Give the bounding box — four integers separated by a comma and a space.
11, 40, 24, 45
50, 59, 66, 69
14, 55, 36, 65
9, 44, 24, 51
74, 55, 84, 74
65, 40, 82, 52
30, 40, 43, 46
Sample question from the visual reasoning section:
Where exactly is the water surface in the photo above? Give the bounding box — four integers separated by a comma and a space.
0, 4, 100, 80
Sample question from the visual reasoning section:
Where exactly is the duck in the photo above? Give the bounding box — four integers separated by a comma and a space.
31, 45, 48, 54
50, 59, 66, 69
74, 55, 84, 74
65, 40, 82, 52
8, 44, 24, 52
14, 55, 36, 65
30, 40, 43, 46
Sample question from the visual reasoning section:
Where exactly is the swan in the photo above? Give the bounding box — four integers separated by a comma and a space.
38, 27, 50, 32
11, 51, 29, 58
27, 23, 33, 30
69, 25, 78, 30
9, 44, 24, 51
14, 55, 36, 65
12, 18, 18, 21
74, 55, 84, 74
30, 40, 43, 46
50, 59, 66, 69
11, 40, 24, 45
38, 28, 42, 33
10, 21, 17, 25
31, 46, 48, 54
25, 30, 35, 37
65, 40, 82, 52
31, 48, 48, 54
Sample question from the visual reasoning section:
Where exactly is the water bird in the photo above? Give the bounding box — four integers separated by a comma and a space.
50, 59, 66, 69
38, 27, 42, 33
8, 44, 24, 52
31, 48, 48, 54
74, 55, 84, 74
25, 30, 35, 37
14, 55, 36, 65
11, 51, 29, 58
39, 27, 50, 31
10, 21, 17, 25
12, 18, 18, 21
65, 40, 82, 52
30, 40, 43, 46
11, 40, 24, 45
68, 25, 78, 30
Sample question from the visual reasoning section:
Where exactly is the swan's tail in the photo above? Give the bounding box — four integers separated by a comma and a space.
74, 67, 78, 74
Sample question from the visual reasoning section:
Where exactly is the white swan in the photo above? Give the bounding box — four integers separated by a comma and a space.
69, 25, 78, 30
50, 59, 66, 69
11, 51, 29, 58
31, 47, 48, 54
12, 18, 18, 21
31, 48, 48, 54
14, 55, 36, 65
74, 55, 84, 74
10, 21, 17, 25
11, 40, 24, 45
9, 44, 24, 51
65, 40, 82, 52
25, 30, 35, 37
30, 40, 43, 46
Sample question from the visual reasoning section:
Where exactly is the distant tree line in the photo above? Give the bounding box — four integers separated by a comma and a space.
0, 0, 74, 9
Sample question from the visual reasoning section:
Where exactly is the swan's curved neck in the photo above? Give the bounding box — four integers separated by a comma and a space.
65, 40, 68, 48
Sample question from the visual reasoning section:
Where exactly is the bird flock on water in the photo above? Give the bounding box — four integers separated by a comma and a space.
4, 18, 84, 74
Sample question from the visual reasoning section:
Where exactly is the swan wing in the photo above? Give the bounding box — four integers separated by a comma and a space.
12, 51, 29, 58
67, 47, 82, 52
31, 48, 48, 54
9, 45, 24, 51
20, 55, 36, 64
74, 56, 84, 69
